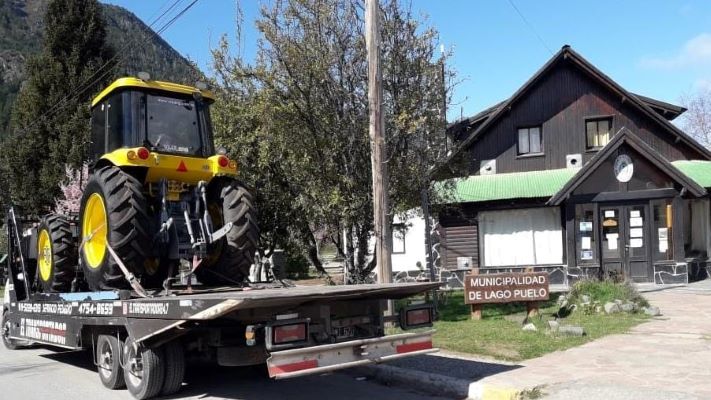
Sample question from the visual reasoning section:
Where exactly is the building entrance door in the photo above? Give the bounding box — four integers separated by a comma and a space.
599, 204, 650, 281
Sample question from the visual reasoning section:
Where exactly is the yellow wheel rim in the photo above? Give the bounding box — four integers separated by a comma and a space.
82, 193, 108, 269
37, 229, 52, 282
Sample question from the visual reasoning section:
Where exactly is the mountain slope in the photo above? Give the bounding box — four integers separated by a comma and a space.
0, 0, 202, 137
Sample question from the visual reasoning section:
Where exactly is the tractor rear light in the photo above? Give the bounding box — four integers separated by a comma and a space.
137, 147, 150, 160
217, 155, 229, 168
228, 160, 237, 169
127, 150, 137, 160
399, 305, 433, 330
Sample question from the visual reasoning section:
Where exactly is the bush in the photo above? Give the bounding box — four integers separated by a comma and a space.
285, 251, 310, 279
568, 279, 649, 308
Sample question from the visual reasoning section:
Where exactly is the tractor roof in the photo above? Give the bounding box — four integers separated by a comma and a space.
91, 77, 215, 107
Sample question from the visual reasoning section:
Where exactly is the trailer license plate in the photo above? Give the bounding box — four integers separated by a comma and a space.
334, 326, 355, 339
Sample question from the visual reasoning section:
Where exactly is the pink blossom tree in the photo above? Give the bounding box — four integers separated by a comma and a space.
54, 164, 88, 214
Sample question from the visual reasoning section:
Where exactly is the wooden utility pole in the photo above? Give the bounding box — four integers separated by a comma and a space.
365, 0, 392, 284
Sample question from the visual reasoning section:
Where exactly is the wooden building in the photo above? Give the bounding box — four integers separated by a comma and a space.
435, 45, 711, 284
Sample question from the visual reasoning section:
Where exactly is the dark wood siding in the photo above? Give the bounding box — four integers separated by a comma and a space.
465, 61, 705, 175
440, 224, 478, 269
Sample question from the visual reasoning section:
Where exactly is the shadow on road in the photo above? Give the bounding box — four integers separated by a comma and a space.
39, 347, 96, 372
385, 354, 521, 381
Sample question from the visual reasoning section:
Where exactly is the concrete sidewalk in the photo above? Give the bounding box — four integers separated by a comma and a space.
468, 281, 711, 399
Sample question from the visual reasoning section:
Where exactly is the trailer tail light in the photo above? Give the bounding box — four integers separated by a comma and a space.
266, 318, 310, 350
399, 305, 433, 330
273, 323, 306, 344
137, 147, 150, 160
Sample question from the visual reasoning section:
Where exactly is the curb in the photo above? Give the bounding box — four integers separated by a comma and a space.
349, 364, 471, 399
468, 383, 522, 400
350, 363, 531, 400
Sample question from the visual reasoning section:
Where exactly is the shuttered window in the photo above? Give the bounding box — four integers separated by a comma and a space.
479, 208, 563, 267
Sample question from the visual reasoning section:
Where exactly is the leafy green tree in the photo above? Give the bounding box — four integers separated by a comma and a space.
0, 0, 113, 215
212, 0, 454, 281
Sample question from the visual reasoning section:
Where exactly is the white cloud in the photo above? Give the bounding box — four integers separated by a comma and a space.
640, 33, 711, 70
693, 78, 711, 91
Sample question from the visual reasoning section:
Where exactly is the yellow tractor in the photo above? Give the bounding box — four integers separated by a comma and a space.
34, 76, 258, 292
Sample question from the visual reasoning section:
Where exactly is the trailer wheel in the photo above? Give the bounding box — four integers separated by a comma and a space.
198, 179, 258, 286
1, 310, 21, 350
123, 340, 165, 400
160, 339, 185, 396
96, 334, 126, 389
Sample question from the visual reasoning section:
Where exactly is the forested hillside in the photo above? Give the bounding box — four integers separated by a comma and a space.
0, 0, 201, 138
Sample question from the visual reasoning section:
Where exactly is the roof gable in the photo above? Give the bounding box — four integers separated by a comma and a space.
548, 129, 706, 205
434, 46, 711, 176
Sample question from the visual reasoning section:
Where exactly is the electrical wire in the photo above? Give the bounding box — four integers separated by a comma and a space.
506, 0, 553, 55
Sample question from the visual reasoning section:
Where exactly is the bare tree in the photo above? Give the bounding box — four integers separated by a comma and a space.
680, 88, 711, 148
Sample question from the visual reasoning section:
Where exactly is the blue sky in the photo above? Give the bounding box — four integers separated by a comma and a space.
103, 0, 711, 120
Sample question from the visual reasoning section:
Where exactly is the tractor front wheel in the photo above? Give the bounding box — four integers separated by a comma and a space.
197, 179, 258, 286
79, 166, 151, 291
36, 214, 76, 292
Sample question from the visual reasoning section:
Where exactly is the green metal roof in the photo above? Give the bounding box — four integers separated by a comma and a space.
672, 160, 711, 188
435, 168, 578, 204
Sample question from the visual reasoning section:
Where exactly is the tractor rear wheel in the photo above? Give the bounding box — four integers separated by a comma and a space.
36, 214, 76, 292
196, 179, 258, 286
79, 166, 151, 291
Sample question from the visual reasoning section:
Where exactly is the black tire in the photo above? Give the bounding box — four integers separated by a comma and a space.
123, 340, 165, 400
96, 334, 126, 389
79, 166, 151, 291
2, 310, 21, 350
196, 179, 258, 286
36, 214, 77, 292
160, 339, 185, 396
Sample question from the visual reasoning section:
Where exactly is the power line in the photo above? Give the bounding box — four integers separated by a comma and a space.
13, 0, 198, 140
506, 0, 553, 55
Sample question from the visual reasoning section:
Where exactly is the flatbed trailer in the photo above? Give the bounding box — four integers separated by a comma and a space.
2, 214, 439, 399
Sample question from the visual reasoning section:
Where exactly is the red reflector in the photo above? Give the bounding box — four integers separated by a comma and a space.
406, 309, 431, 326
274, 323, 307, 344
396, 340, 433, 354
268, 359, 318, 376
218, 155, 229, 168
137, 147, 150, 160
176, 161, 188, 172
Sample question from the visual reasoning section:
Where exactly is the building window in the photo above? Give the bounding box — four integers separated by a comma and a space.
575, 204, 597, 263
652, 199, 674, 261
392, 223, 406, 254
586, 117, 612, 149
517, 126, 542, 155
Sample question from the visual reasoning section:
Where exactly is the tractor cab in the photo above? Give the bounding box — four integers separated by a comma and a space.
89, 76, 216, 162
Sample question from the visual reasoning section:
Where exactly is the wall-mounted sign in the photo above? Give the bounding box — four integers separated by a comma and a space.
614, 154, 634, 182
464, 272, 549, 304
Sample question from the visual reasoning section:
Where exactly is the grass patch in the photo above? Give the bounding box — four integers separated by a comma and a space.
419, 289, 649, 362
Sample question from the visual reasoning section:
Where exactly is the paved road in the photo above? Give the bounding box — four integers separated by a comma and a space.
0, 345, 453, 400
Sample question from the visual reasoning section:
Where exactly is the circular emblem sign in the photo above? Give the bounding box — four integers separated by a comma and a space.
614, 154, 633, 182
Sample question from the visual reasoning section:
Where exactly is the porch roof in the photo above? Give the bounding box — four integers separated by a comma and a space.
434, 168, 577, 204
671, 160, 711, 188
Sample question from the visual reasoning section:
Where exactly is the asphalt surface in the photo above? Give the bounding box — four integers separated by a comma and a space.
0, 344, 454, 400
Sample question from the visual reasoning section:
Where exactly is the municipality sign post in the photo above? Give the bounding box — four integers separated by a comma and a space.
464, 270, 550, 320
